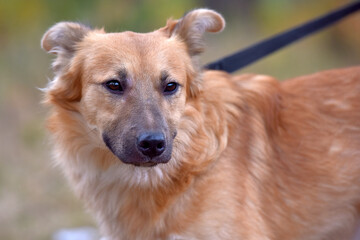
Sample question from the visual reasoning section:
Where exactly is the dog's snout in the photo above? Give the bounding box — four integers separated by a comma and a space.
137, 132, 165, 158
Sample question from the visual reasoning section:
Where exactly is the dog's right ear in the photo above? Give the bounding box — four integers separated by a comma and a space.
41, 22, 93, 111
41, 22, 91, 74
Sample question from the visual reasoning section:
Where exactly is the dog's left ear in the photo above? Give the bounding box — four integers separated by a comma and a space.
164, 9, 225, 97
166, 9, 225, 57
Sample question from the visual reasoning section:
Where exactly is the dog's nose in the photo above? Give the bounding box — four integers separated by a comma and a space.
137, 132, 165, 158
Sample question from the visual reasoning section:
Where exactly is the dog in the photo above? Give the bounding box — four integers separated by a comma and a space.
41, 9, 360, 240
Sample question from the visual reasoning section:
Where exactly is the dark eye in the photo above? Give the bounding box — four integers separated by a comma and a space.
105, 79, 123, 93
164, 82, 178, 94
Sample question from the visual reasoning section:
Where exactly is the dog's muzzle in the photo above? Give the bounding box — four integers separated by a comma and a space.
102, 130, 172, 167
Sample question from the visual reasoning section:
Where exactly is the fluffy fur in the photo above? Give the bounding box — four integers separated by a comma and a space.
41, 9, 360, 240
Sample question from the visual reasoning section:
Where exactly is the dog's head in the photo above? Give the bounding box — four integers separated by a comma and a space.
42, 9, 225, 167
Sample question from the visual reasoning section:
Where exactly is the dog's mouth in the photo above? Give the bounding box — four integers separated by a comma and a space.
133, 162, 159, 167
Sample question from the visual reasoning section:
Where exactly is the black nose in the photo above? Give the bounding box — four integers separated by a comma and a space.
137, 132, 166, 158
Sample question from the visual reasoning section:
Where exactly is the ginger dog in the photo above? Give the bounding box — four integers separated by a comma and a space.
41, 9, 360, 240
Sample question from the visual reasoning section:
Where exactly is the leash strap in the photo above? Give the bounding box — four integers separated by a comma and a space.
205, 1, 360, 73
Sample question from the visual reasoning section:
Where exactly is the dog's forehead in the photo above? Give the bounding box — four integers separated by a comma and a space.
80, 30, 189, 82
108, 31, 166, 48
84, 30, 177, 58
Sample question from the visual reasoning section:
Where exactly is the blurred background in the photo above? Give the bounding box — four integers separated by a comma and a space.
0, 0, 359, 239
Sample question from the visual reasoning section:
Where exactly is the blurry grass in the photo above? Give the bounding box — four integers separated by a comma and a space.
0, 90, 96, 240
0, 0, 359, 239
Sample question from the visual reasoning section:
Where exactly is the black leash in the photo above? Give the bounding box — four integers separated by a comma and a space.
205, 1, 360, 73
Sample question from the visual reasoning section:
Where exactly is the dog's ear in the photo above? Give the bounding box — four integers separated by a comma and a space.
166, 9, 225, 57
41, 22, 91, 74
164, 9, 225, 98
41, 22, 92, 111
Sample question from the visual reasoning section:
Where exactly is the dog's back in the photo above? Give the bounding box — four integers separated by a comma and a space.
214, 66, 360, 239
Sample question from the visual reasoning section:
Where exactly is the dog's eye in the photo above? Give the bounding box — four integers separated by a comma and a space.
164, 82, 178, 94
105, 80, 123, 93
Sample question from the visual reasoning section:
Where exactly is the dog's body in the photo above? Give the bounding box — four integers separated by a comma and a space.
42, 9, 360, 240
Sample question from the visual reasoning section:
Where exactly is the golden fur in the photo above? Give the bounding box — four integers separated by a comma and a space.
41, 9, 360, 240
